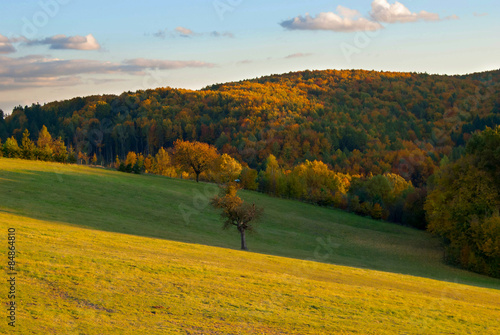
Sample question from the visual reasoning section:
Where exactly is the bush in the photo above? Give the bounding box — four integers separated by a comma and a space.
360, 202, 373, 217
371, 203, 384, 220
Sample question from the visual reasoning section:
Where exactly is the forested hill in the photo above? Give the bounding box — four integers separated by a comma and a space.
2, 69, 500, 185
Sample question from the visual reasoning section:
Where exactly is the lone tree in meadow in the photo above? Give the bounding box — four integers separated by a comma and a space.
173, 139, 219, 182
211, 183, 263, 251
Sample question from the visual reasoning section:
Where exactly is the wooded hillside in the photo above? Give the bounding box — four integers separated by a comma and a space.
2, 69, 499, 187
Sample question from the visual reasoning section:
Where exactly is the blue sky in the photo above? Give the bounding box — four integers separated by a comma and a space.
0, 0, 498, 114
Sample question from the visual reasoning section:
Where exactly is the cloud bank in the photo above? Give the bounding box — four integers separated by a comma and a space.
0, 35, 16, 54
27, 34, 101, 50
123, 58, 215, 70
0, 55, 216, 90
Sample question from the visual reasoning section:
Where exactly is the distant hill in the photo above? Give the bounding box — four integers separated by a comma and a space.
2, 69, 499, 185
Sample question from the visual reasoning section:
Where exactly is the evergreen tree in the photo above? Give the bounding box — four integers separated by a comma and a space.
52, 137, 68, 163
21, 129, 36, 160
37, 125, 53, 161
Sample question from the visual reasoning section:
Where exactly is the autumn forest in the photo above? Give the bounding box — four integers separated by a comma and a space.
1, 69, 499, 277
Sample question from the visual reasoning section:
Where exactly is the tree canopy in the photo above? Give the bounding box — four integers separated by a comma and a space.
211, 183, 263, 251
425, 126, 500, 277
173, 140, 219, 182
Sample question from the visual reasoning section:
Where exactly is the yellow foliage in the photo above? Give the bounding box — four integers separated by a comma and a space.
213, 154, 242, 184
384, 172, 413, 196
143, 156, 153, 173
37, 125, 52, 149
125, 151, 137, 166
174, 139, 219, 182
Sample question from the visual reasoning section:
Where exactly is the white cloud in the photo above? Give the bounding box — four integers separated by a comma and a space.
281, 5, 383, 32
28, 34, 101, 50
370, 0, 457, 23
0, 34, 16, 54
337, 5, 360, 19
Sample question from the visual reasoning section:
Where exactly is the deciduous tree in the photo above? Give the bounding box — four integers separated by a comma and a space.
211, 183, 263, 251
154, 147, 173, 176
3, 137, 20, 158
425, 127, 500, 277
213, 153, 242, 184
174, 140, 219, 182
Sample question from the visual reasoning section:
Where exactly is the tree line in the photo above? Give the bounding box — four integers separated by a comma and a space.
2, 69, 499, 187
111, 139, 426, 231
1, 122, 498, 277
1, 126, 73, 163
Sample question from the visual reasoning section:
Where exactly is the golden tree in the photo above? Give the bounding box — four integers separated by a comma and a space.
154, 147, 171, 176
212, 153, 242, 184
78, 151, 88, 165
37, 125, 53, 161
173, 140, 219, 182
125, 151, 137, 167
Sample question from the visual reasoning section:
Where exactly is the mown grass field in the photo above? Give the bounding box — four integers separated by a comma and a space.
1, 158, 499, 334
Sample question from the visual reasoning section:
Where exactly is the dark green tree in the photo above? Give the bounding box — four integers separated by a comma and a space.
21, 129, 36, 160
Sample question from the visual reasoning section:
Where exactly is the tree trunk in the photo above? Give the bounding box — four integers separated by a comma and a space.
195, 172, 200, 183
240, 228, 248, 251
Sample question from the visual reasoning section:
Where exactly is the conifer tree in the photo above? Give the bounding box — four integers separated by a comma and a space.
21, 129, 36, 160
37, 125, 53, 161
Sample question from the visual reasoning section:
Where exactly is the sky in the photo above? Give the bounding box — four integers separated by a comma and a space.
0, 0, 499, 114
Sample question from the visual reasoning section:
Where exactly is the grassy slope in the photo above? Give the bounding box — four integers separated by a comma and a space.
0, 159, 499, 334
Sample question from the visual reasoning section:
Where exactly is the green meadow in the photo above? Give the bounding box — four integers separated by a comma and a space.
1, 158, 499, 334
